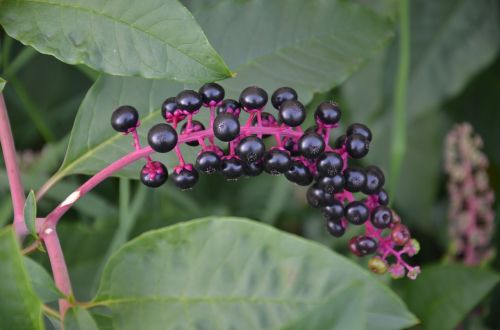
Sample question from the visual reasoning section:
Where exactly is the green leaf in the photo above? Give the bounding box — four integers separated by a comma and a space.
400, 264, 499, 330
54, 0, 393, 179
64, 307, 98, 330
23, 190, 37, 238
93, 217, 417, 330
0, 226, 43, 329
0, 76, 6, 92
0, 0, 231, 81
24, 257, 63, 303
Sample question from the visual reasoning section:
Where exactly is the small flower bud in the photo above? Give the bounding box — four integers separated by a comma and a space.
389, 263, 405, 279
368, 256, 387, 275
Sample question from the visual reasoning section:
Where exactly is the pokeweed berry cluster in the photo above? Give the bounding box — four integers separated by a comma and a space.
110, 83, 420, 279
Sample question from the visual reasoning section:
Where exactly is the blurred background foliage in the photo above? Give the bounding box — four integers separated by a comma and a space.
1, 0, 500, 328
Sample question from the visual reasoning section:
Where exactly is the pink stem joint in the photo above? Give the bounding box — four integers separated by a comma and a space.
104, 84, 420, 278
445, 123, 495, 265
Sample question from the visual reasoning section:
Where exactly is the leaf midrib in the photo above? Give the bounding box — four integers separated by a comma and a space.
16, 0, 224, 75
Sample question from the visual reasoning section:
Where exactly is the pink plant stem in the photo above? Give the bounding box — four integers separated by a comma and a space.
0, 94, 27, 237
42, 228, 73, 317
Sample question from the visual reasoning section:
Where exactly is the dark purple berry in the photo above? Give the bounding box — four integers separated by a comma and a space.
263, 149, 292, 175
195, 151, 221, 174
347, 123, 372, 142
111, 105, 139, 132
346, 134, 369, 159
344, 201, 369, 225
321, 199, 344, 220
243, 161, 264, 177
147, 123, 178, 153
161, 97, 179, 121
349, 236, 364, 256
140, 161, 168, 188
363, 165, 385, 194
236, 136, 265, 163
199, 82, 225, 104
221, 157, 244, 180
176, 90, 203, 113
279, 100, 306, 127
317, 174, 344, 194
239, 86, 268, 110
371, 206, 393, 229
213, 113, 240, 142
172, 167, 199, 190
316, 152, 343, 176
216, 99, 241, 117
283, 138, 300, 156
334, 134, 347, 148
315, 101, 341, 126
271, 87, 298, 109
377, 189, 390, 205
344, 167, 366, 192
180, 120, 205, 146
298, 133, 325, 159
306, 184, 333, 208
285, 161, 313, 186
356, 236, 378, 255
326, 219, 345, 237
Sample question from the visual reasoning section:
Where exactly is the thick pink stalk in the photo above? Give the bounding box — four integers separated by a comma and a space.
42, 227, 73, 316
0, 94, 27, 237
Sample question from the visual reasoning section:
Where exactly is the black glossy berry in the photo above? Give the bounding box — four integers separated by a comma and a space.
140, 161, 168, 188
363, 165, 385, 195
199, 82, 225, 104
161, 97, 178, 120
147, 123, 178, 153
306, 184, 333, 208
344, 167, 366, 192
216, 99, 241, 117
279, 100, 306, 127
263, 149, 292, 175
243, 161, 264, 177
371, 205, 393, 229
321, 199, 344, 220
356, 236, 378, 255
283, 138, 300, 156
346, 134, 369, 159
285, 161, 313, 186
180, 120, 205, 146
344, 201, 370, 225
175, 90, 203, 113
317, 174, 345, 194
213, 113, 240, 142
236, 136, 265, 163
316, 152, 343, 176
271, 87, 298, 109
298, 133, 325, 159
111, 105, 139, 132
315, 101, 341, 126
347, 123, 372, 142
171, 167, 199, 190
195, 151, 221, 174
221, 157, 244, 180
334, 134, 347, 148
377, 189, 390, 206
326, 219, 345, 237
239, 86, 268, 110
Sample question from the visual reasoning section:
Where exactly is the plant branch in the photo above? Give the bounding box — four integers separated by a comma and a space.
389, 0, 410, 198
0, 93, 27, 237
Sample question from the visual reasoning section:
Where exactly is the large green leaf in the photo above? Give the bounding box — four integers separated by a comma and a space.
24, 257, 63, 303
400, 264, 500, 330
53, 0, 393, 180
64, 307, 98, 330
0, 227, 43, 329
93, 217, 417, 330
0, 0, 231, 81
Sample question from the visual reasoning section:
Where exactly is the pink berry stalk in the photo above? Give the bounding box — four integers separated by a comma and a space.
444, 123, 495, 265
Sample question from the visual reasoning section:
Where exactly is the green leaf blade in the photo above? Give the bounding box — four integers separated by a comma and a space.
24, 190, 37, 238
0, 0, 231, 81
0, 227, 43, 329
24, 257, 64, 303
0, 76, 6, 92
64, 307, 99, 330
94, 217, 417, 330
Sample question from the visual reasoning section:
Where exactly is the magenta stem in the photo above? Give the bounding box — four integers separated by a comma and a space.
0, 94, 27, 237
174, 146, 185, 166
